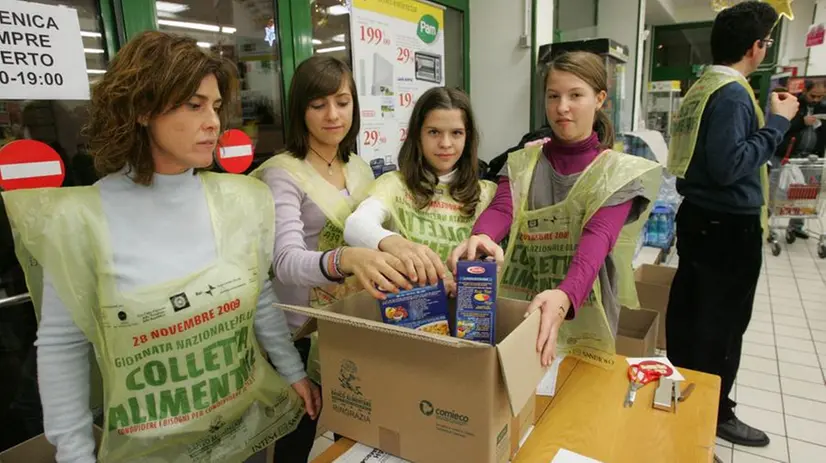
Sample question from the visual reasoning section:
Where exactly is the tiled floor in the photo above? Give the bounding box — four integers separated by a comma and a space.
715, 234, 826, 463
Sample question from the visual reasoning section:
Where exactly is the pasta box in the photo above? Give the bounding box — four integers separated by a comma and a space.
280, 291, 546, 463
379, 281, 450, 336
455, 260, 497, 344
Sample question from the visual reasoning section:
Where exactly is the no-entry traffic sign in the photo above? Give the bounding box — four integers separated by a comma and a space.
216, 129, 254, 174
0, 140, 66, 190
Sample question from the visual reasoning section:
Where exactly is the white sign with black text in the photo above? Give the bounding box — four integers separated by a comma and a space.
0, 0, 90, 100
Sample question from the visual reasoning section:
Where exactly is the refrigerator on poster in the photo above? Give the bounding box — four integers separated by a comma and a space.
349, 0, 446, 175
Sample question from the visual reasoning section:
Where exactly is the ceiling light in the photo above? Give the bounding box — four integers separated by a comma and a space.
312, 39, 323, 45
327, 5, 349, 16
80, 31, 101, 38
156, 1, 189, 13
197, 42, 211, 48
84, 48, 105, 54
158, 19, 235, 34
332, 33, 345, 43
316, 45, 346, 54
87, 69, 106, 74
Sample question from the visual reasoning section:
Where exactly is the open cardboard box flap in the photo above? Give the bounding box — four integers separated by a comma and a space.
276, 297, 486, 349
496, 308, 547, 415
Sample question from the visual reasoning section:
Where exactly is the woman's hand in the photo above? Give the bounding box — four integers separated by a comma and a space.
379, 235, 445, 286
525, 289, 571, 367
443, 272, 457, 298
339, 247, 413, 299
447, 234, 504, 274
291, 377, 322, 420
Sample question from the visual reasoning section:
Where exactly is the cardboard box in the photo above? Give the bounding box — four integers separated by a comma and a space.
634, 264, 677, 350
0, 427, 102, 463
0, 426, 279, 463
509, 393, 536, 460
615, 307, 659, 357
282, 291, 545, 463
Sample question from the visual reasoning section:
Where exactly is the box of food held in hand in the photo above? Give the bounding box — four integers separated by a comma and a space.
379, 280, 450, 336
455, 260, 497, 344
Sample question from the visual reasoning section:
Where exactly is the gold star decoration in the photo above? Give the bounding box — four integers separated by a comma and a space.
764, 0, 794, 21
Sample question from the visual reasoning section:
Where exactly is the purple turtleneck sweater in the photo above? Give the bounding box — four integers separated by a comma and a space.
472, 133, 633, 313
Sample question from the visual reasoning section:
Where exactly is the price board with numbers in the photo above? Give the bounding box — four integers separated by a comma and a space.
349, 0, 446, 166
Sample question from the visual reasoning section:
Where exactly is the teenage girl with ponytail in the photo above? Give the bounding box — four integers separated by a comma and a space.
449, 51, 662, 369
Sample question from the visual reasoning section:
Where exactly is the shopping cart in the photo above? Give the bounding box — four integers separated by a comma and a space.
767, 154, 826, 257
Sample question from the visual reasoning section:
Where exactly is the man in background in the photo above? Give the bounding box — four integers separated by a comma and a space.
776, 80, 826, 238
666, 1, 797, 448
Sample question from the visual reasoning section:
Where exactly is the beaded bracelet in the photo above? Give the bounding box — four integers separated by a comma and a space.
319, 249, 338, 282
334, 246, 348, 279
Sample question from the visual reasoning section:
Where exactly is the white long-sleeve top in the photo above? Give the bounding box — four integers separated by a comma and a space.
35, 169, 305, 463
344, 171, 455, 249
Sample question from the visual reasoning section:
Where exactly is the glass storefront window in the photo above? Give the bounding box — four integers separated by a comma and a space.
0, 0, 109, 188
311, 0, 353, 64
0, 1, 109, 452
157, 0, 288, 170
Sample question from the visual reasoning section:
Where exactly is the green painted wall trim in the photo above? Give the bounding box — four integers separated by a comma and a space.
278, 0, 297, 114
289, 0, 314, 69
98, 0, 118, 58
121, 0, 157, 40
631, 0, 643, 130
461, 1, 470, 92
436, 0, 467, 11
529, 0, 537, 130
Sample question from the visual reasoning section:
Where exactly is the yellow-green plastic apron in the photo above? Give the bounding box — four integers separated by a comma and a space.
367, 171, 496, 262
501, 146, 661, 368
668, 69, 770, 237
250, 153, 374, 384
3, 173, 304, 462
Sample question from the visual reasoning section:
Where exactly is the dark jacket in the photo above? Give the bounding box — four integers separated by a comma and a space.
484, 125, 555, 181
677, 82, 789, 216
777, 94, 826, 158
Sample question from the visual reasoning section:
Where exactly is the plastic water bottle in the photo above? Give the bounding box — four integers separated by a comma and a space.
646, 213, 659, 246
657, 213, 670, 247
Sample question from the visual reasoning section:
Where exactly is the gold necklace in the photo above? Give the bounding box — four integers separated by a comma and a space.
310, 148, 337, 176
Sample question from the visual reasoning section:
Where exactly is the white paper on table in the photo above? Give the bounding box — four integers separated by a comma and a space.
536, 354, 566, 396
333, 443, 411, 463
624, 357, 685, 381
551, 448, 604, 463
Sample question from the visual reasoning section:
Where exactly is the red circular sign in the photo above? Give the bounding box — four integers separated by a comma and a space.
0, 140, 66, 191
216, 129, 254, 174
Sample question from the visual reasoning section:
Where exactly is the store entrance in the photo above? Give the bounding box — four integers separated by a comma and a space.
155, 0, 289, 172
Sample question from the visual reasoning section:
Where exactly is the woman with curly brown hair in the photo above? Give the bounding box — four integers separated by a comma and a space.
343, 87, 496, 291
2, 31, 323, 462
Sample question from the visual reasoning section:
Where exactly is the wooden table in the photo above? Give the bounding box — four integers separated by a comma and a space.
313, 356, 721, 463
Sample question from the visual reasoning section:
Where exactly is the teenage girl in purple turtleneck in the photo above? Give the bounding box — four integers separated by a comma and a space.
449, 51, 652, 367
472, 132, 632, 313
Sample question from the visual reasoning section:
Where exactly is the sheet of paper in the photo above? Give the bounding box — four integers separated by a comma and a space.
536, 354, 566, 396
551, 448, 604, 463
333, 443, 411, 463
625, 357, 685, 381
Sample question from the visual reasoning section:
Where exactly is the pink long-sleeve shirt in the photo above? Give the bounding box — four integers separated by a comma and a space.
472, 132, 633, 313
